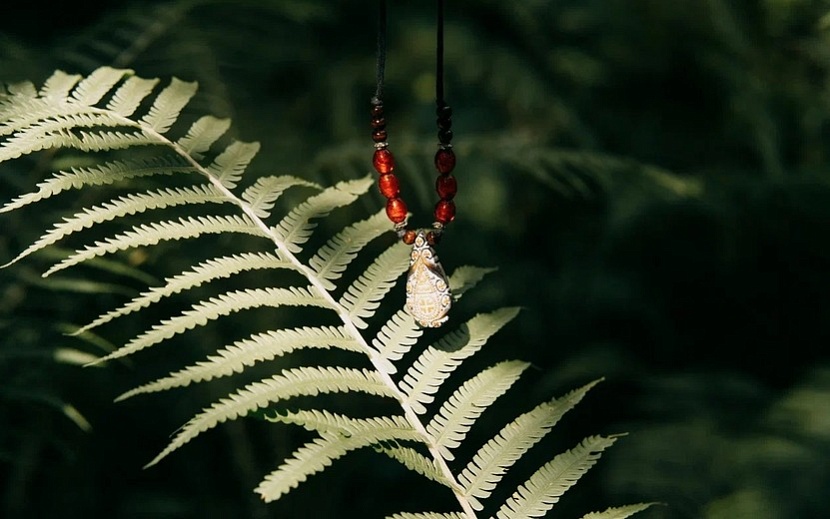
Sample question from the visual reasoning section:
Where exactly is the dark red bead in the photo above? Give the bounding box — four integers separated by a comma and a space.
373, 149, 395, 174
378, 174, 400, 198
426, 231, 441, 246
371, 104, 384, 118
436, 174, 457, 200
434, 149, 456, 174
434, 200, 456, 224
402, 230, 417, 245
386, 197, 408, 223
372, 130, 388, 143
371, 117, 386, 130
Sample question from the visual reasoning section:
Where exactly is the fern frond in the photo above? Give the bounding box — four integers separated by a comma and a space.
107, 75, 160, 117
495, 435, 620, 519
207, 140, 260, 189
377, 445, 452, 486
7, 185, 227, 267
273, 175, 374, 253
309, 210, 390, 290
0, 156, 194, 214
176, 115, 230, 155
138, 77, 197, 133
459, 380, 601, 509
426, 360, 529, 461
399, 307, 521, 415
339, 241, 411, 329
42, 214, 266, 277
39, 70, 82, 99
255, 415, 420, 502
580, 503, 655, 519
116, 326, 360, 401
387, 513, 465, 519
372, 309, 422, 375
148, 366, 398, 468
448, 266, 497, 301
76, 252, 296, 334
98, 286, 328, 363
267, 408, 368, 435
241, 175, 319, 219
69, 66, 131, 106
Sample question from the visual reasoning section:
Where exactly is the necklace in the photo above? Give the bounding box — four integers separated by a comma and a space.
370, 0, 457, 328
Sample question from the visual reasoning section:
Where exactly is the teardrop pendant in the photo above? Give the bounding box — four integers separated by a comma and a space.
405, 230, 451, 327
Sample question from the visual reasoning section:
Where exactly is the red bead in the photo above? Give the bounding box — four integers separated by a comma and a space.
378, 174, 400, 198
435, 175, 457, 200
371, 117, 386, 130
427, 231, 441, 246
402, 230, 416, 244
386, 197, 407, 223
371, 105, 384, 118
372, 130, 388, 143
373, 149, 395, 174
434, 200, 456, 224
434, 149, 456, 174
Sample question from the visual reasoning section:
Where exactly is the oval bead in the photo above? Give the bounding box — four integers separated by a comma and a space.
434, 148, 456, 174
386, 197, 408, 223
434, 199, 456, 224
378, 173, 400, 198
435, 174, 457, 200
373, 148, 395, 174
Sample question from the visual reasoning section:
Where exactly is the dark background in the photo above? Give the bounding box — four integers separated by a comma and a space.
2, 1, 830, 518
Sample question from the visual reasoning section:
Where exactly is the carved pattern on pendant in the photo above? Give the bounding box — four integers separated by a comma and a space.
405, 230, 451, 328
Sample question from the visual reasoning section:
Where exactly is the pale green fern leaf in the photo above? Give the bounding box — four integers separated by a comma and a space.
42, 214, 266, 277
256, 415, 420, 502
399, 307, 520, 415
39, 70, 82, 99
7, 184, 226, 267
426, 360, 529, 462
207, 140, 260, 189
70, 66, 130, 106
139, 77, 197, 133
267, 408, 368, 435
371, 309, 422, 375
148, 367, 398, 468
339, 241, 411, 329
117, 326, 360, 401
387, 513, 465, 519
309, 210, 390, 290
448, 266, 497, 301
377, 446, 451, 486
458, 380, 601, 509
580, 503, 655, 519
176, 115, 230, 155
98, 286, 328, 363
106, 76, 160, 117
241, 175, 319, 219
76, 252, 296, 335
0, 157, 194, 214
273, 176, 373, 253
495, 435, 620, 519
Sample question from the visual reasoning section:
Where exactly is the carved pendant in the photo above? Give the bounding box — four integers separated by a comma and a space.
405, 230, 451, 328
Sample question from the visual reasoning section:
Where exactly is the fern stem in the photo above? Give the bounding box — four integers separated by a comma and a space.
97, 109, 479, 517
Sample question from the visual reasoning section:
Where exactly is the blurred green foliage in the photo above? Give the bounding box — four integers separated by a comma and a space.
2, 0, 830, 517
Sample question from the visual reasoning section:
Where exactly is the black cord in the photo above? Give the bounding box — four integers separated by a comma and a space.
373, 0, 387, 105
436, 0, 445, 105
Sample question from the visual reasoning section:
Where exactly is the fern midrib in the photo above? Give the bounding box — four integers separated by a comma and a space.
97, 107, 478, 518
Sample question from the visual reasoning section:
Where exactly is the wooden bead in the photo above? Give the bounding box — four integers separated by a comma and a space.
373, 149, 395, 174
378, 173, 400, 198
402, 230, 417, 245
386, 197, 408, 223
372, 129, 388, 143
434, 200, 455, 224
435, 174, 457, 200
434, 149, 456, 174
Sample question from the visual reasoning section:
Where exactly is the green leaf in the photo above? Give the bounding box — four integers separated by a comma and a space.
139, 76, 197, 133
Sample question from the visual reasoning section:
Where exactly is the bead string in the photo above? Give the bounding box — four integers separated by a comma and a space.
370, 0, 457, 247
